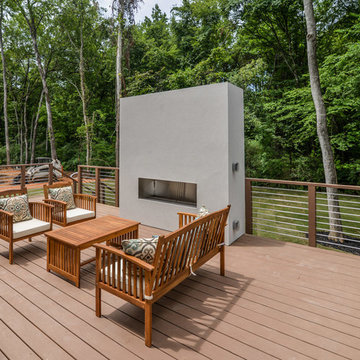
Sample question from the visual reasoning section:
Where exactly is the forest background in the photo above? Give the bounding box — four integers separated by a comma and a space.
0, 0, 359, 184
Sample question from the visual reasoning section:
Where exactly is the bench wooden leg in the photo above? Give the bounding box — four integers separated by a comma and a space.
28, 237, 32, 242
9, 241, 13, 265
96, 286, 101, 317
145, 302, 152, 347
220, 246, 225, 276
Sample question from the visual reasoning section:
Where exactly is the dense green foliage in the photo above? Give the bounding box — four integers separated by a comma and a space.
0, 0, 359, 183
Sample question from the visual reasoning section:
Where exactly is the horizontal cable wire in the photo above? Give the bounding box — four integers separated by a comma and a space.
253, 227, 306, 240
316, 219, 360, 231
252, 190, 308, 199
317, 208, 360, 216
317, 191, 360, 199
253, 201, 307, 210
253, 222, 305, 234
252, 185, 308, 193
316, 214, 360, 223
252, 195, 308, 205
253, 211, 308, 223
316, 197, 360, 206
316, 227, 360, 240
316, 203, 360, 211
253, 217, 308, 229
253, 206, 308, 216
317, 240, 360, 249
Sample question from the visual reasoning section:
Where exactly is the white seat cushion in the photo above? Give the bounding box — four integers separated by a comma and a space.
103, 260, 145, 299
66, 208, 95, 223
13, 219, 51, 239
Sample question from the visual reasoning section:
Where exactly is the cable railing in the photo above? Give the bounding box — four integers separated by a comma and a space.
0, 163, 61, 197
78, 165, 119, 207
246, 178, 360, 254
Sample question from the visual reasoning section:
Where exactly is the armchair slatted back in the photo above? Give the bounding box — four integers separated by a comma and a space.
151, 206, 230, 293
0, 188, 27, 199
43, 181, 73, 199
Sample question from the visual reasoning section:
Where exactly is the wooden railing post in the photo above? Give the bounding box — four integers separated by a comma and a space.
245, 178, 253, 234
78, 166, 83, 194
308, 184, 317, 247
95, 167, 101, 203
20, 165, 26, 190
48, 163, 53, 185
115, 168, 119, 207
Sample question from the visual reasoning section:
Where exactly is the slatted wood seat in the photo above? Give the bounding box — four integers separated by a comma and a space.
43, 181, 97, 227
0, 189, 53, 264
94, 205, 230, 347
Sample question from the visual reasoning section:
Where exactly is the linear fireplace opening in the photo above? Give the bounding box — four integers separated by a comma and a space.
139, 178, 197, 207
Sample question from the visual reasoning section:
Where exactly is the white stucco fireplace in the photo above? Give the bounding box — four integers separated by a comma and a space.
119, 82, 244, 245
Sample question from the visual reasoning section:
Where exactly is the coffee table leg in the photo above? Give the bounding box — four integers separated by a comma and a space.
47, 237, 79, 287
76, 249, 81, 288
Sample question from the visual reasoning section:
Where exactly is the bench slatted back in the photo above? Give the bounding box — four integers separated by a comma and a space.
151, 206, 230, 293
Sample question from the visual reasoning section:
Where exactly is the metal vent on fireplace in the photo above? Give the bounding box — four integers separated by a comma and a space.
139, 178, 197, 207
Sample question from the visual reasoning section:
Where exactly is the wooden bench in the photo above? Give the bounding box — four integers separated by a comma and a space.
94, 205, 230, 347
0, 189, 53, 264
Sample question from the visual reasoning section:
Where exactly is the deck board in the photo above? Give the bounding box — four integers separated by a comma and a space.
1, 202, 360, 359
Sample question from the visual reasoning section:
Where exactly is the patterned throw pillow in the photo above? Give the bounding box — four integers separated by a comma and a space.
48, 186, 76, 210
0, 194, 32, 223
122, 238, 158, 264
195, 205, 209, 220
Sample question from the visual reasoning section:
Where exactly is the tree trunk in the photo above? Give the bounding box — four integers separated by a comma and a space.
79, 10, 91, 165
0, 0, 10, 164
303, 0, 343, 242
115, 1, 124, 168
31, 90, 44, 163
23, 88, 29, 164
30, 33, 57, 160
15, 0, 58, 160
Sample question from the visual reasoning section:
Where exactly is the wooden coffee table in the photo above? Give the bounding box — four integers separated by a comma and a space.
46, 215, 140, 287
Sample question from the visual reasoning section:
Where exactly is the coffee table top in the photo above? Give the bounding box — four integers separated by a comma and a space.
45, 215, 140, 248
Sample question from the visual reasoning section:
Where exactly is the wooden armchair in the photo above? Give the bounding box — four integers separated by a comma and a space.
43, 181, 97, 227
44, 181, 96, 226
0, 189, 53, 264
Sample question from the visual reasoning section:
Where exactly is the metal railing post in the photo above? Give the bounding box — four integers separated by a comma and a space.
78, 166, 83, 194
20, 165, 26, 191
245, 178, 253, 234
48, 163, 53, 185
308, 184, 317, 247
115, 168, 119, 207
95, 167, 101, 204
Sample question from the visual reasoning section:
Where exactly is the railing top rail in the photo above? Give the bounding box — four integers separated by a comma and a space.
0, 162, 51, 168
247, 178, 360, 191
78, 165, 119, 171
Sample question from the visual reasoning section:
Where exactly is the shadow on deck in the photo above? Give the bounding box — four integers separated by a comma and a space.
1, 202, 360, 359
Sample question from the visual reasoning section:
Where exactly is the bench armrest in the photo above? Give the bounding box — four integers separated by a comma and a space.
0, 209, 13, 239
29, 202, 53, 223
177, 212, 197, 228
94, 243, 154, 272
74, 194, 97, 212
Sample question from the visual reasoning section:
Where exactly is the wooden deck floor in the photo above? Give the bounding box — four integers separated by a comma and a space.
1, 203, 360, 359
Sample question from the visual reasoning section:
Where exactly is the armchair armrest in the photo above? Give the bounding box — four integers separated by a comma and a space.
43, 199, 66, 224
177, 211, 197, 228
0, 209, 13, 239
29, 202, 53, 223
74, 194, 97, 212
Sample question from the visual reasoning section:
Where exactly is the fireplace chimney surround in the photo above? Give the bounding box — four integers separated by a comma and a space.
119, 82, 245, 245
139, 178, 197, 207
